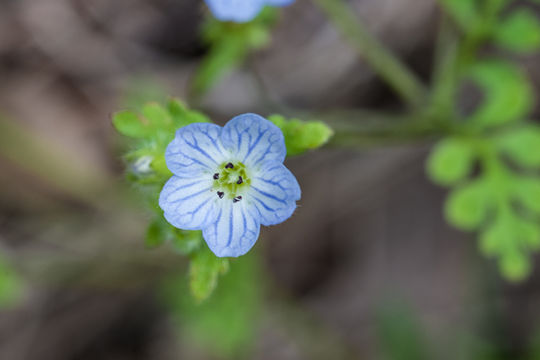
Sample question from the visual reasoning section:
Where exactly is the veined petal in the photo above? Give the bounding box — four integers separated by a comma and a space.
265, 0, 295, 6
159, 175, 219, 230
221, 113, 286, 167
204, 0, 265, 23
247, 161, 300, 226
165, 123, 228, 177
202, 201, 261, 257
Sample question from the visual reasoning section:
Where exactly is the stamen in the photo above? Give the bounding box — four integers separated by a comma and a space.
237, 176, 243, 184
217, 191, 224, 199
225, 162, 234, 169
233, 196, 242, 203
213, 173, 219, 180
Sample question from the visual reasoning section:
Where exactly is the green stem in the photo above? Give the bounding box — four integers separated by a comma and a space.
313, 0, 428, 109
311, 110, 455, 147
430, 16, 460, 119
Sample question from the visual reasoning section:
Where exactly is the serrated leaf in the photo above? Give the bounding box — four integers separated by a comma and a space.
445, 180, 489, 230
467, 61, 534, 127
189, 246, 229, 302
494, 9, 540, 53
112, 111, 148, 138
494, 125, 540, 168
427, 138, 476, 186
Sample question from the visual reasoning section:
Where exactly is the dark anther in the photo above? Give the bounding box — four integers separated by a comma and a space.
233, 196, 242, 203
237, 176, 243, 184
217, 191, 225, 199
225, 162, 234, 169
213, 173, 219, 180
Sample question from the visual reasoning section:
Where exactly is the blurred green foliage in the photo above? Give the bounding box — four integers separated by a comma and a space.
376, 301, 431, 360
161, 253, 261, 358
192, 8, 278, 97
427, 0, 540, 281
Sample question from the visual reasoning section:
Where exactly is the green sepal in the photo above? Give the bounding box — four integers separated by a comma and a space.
112, 111, 149, 139
171, 229, 203, 255
268, 114, 333, 156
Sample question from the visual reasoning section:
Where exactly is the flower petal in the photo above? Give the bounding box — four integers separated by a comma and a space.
247, 161, 300, 226
165, 123, 228, 177
159, 175, 219, 230
202, 201, 261, 257
204, 0, 265, 23
221, 113, 286, 167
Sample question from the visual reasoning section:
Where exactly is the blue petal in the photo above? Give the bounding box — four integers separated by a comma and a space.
205, 0, 265, 23
202, 201, 261, 257
221, 113, 286, 167
247, 161, 300, 226
165, 123, 228, 177
159, 175, 219, 230
265, 0, 295, 6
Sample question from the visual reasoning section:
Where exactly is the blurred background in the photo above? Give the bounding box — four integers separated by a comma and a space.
2, 0, 540, 359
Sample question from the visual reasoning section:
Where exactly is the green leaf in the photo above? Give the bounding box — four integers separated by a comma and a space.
167, 99, 211, 128
145, 218, 168, 248
512, 177, 540, 215
438, 0, 479, 32
427, 138, 476, 186
171, 229, 203, 255
142, 103, 171, 129
500, 251, 531, 282
112, 111, 148, 138
268, 115, 333, 156
445, 180, 489, 231
189, 246, 229, 302
494, 125, 540, 168
467, 61, 534, 127
494, 9, 540, 53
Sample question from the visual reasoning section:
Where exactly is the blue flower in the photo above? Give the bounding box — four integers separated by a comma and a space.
204, 0, 295, 23
159, 113, 301, 257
